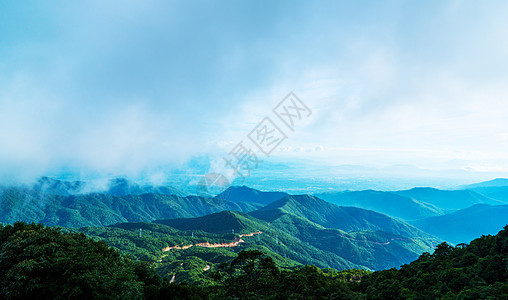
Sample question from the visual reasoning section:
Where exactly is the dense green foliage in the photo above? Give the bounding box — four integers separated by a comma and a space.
0, 222, 368, 299
209, 249, 369, 299
1, 222, 507, 299
360, 225, 508, 299
250, 194, 436, 239
95, 209, 436, 272
0, 222, 151, 299
215, 186, 288, 205
2, 179, 507, 298
77, 213, 363, 279
0, 186, 260, 227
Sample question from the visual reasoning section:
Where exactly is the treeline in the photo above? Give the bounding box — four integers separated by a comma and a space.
0, 222, 366, 299
0, 222, 507, 299
360, 225, 508, 299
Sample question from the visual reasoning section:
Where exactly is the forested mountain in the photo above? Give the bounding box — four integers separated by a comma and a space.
0, 187, 260, 227
0, 178, 441, 273
106, 178, 186, 197
0, 222, 153, 299
2, 177, 506, 278
360, 225, 508, 299
249, 195, 435, 239
410, 204, 508, 243
155, 210, 263, 234
215, 186, 288, 205
86, 208, 436, 273
112, 211, 365, 272
2, 222, 507, 299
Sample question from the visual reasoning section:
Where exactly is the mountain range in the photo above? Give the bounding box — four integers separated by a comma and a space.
215, 185, 289, 205
1, 177, 507, 276
0, 185, 260, 227
410, 204, 508, 244
315, 190, 442, 221
316, 186, 507, 222
147, 196, 438, 271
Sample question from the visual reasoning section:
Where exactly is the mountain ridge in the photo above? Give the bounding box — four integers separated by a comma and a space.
410, 203, 508, 243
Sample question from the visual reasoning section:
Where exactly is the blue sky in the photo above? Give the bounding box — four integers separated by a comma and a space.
1, 1, 508, 183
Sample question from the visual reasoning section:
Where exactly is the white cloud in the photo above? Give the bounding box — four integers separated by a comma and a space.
1, 1, 508, 184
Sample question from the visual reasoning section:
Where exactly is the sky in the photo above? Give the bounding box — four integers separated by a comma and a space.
1, 1, 508, 185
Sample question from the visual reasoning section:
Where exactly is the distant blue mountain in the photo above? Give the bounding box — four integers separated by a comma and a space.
458, 178, 508, 202
315, 190, 443, 221
393, 187, 505, 211
467, 186, 508, 203
462, 178, 508, 189
410, 204, 508, 244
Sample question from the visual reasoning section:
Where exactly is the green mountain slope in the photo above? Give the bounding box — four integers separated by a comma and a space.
410, 204, 508, 244
0, 187, 259, 227
106, 177, 186, 197
360, 225, 508, 299
91, 207, 437, 272
78, 216, 365, 280
154, 211, 263, 234
3, 221, 507, 299
250, 195, 436, 239
215, 186, 288, 205
0, 183, 441, 272
259, 211, 435, 270
153, 210, 366, 271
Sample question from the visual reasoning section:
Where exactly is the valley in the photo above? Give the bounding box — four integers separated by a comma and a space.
0, 177, 507, 288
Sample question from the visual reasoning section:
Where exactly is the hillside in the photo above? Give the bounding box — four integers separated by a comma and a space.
248, 195, 439, 269
410, 204, 508, 244
80, 215, 365, 277
154, 211, 264, 234
258, 211, 435, 270
0, 222, 154, 299
4, 221, 507, 299
105, 177, 186, 197
316, 190, 442, 220
99, 207, 437, 272
215, 186, 288, 205
250, 195, 436, 239
360, 225, 508, 299
0, 187, 259, 227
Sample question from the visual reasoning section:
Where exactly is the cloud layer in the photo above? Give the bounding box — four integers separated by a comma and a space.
1, 1, 508, 183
